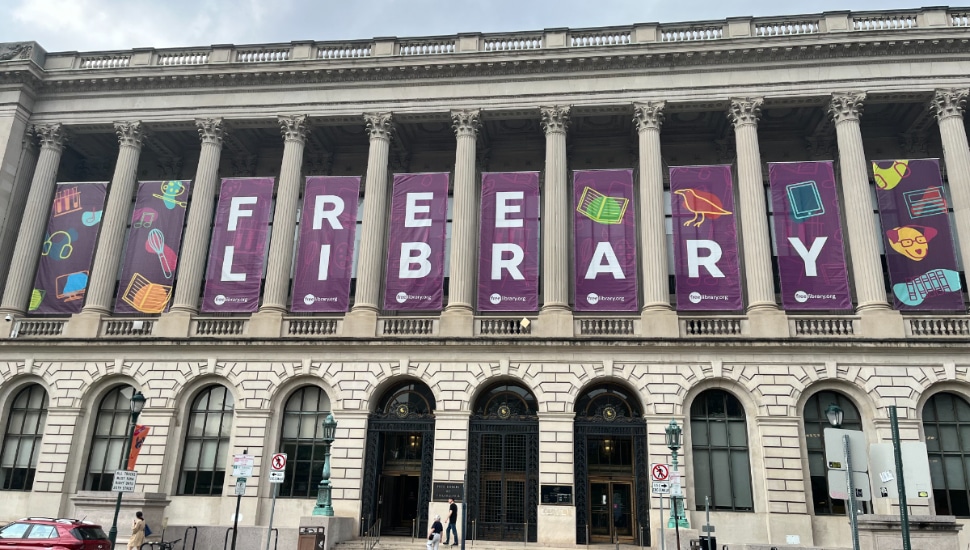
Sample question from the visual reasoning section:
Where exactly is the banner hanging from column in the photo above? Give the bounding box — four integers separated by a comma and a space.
573, 169, 638, 311
201, 177, 274, 313
478, 172, 540, 311
383, 173, 449, 311
872, 158, 963, 310
30, 182, 108, 315
127, 425, 151, 470
114, 180, 192, 314
291, 176, 361, 312
768, 162, 852, 311
669, 165, 743, 311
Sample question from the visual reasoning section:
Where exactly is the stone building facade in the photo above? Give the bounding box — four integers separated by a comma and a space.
0, 7, 969, 548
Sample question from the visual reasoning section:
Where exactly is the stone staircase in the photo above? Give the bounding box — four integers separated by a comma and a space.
334, 536, 645, 550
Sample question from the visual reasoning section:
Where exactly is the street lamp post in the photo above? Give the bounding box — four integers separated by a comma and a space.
107, 390, 146, 549
313, 413, 337, 516
665, 419, 689, 529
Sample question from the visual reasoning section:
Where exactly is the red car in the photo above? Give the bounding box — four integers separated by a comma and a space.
0, 518, 110, 550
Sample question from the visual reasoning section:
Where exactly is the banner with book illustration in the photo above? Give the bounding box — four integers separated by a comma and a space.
573, 169, 638, 311
669, 165, 743, 311
768, 162, 852, 311
114, 180, 192, 314
478, 172, 540, 311
872, 158, 963, 310
202, 177, 275, 313
30, 182, 107, 314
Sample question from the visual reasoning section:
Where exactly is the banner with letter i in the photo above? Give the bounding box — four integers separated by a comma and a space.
478, 172, 540, 311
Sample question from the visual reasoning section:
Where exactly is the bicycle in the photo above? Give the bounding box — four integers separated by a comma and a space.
140, 538, 182, 550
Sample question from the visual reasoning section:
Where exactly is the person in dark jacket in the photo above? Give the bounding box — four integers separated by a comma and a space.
427, 515, 443, 550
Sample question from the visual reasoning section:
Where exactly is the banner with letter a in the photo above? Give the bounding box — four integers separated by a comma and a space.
768, 162, 852, 311
669, 165, 742, 311
291, 176, 360, 312
478, 172, 539, 311
573, 169, 638, 311
202, 177, 274, 313
31, 182, 107, 315
872, 158, 963, 310
383, 173, 449, 311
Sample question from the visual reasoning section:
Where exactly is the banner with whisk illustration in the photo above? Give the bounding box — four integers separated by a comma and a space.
114, 180, 192, 314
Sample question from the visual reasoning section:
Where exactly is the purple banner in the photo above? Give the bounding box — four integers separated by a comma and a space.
670, 165, 743, 311
872, 158, 964, 310
383, 173, 449, 311
768, 162, 852, 311
201, 177, 274, 313
478, 172, 540, 311
291, 176, 360, 312
30, 182, 107, 314
114, 180, 192, 314
573, 169, 638, 311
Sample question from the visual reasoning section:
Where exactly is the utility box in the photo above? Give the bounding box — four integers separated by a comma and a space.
699, 535, 717, 550
298, 526, 325, 550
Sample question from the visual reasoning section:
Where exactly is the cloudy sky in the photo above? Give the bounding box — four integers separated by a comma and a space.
5, 0, 930, 53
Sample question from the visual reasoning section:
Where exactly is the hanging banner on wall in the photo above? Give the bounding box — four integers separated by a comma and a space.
669, 165, 743, 311
872, 158, 963, 310
114, 180, 192, 314
30, 182, 108, 315
383, 173, 449, 311
573, 169, 638, 311
768, 162, 852, 311
201, 177, 275, 313
127, 424, 151, 470
291, 176, 361, 312
478, 172, 540, 312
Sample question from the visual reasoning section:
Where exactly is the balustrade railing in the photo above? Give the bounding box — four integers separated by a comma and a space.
477, 317, 534, 336
380, 317, 437, 335
399, 40, 455, 56
156, 51, 210, 65
569, 30, 631, 47
577, 318, 637, 336
484, 35, 543, 51
80, 55, 130, 69
661, 26, 723, 42
681, 317, 745, 336
790, 316, 858, 337
11, 319, 66, 338
951, 12, 970, 27
755, 20, 820, 37
192, 317, 247, 336
906, 317, 970, 337
101, 319, 155, 337
317, 43, 372, 59
852, 14, 918, 30
235, 48, 291, 62
284, 317, 340, 336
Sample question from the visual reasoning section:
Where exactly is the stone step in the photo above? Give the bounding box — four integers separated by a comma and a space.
333, 536, 647, 550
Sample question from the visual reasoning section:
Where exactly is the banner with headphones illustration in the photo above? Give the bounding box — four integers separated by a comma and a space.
872, 158, 964, 311
114, 180, 192, 314
30, 182, 107, 314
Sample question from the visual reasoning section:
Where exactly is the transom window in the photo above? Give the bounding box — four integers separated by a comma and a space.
378, 382, 436, 417
922, 392, 970, 517
690, 389, 753, 511
804, 390, 863, 515
575, 384, 641, 419
178, 385, 234, 496
85, 385, 135, 491
0, 384, 48, 491
474, 383, 538, 418
279, 386, 330, 499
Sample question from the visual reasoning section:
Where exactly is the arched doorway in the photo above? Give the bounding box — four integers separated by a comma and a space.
574, 383, 649, 545
466, 382, 539, 542
361, 381, 436, 537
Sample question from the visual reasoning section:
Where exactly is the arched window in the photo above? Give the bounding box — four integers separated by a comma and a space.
575, 384, 641, 420
178, 385, 234, 496
690, 389, 753, 511
923, 392, 970, 517
804, 390, 863, 515
0, 384, 48, 491
378, 382, 436, 417
85, 385, 135, 490
279, 386, 330, 499
474, 383, 538, 418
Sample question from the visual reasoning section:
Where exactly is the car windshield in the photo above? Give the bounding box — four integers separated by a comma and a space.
70, 527, 108, 540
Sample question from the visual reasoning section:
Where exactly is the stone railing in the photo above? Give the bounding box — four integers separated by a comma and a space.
755, 19, 820, 36
10, 318, 66, 338
569, 29, 632, 47
484, 35, 542, 52
852, 13, 918, 30
317, 43, 372, 59
661, 25, 724, 42
235, 47, 291, 63
101, 319, 155, 337
576, 318, 638, 336
79, 54, 130, 69
398, 39, 455, 56
284, 317, 341, 336
192, 317, 248, 336
790, 316, 859, 337
906, 317, 970, 337
476, 317, 534, 336
680, 317, 747, 337
380, 317, 438, 336
156, 51, 210, 65
952, 11, 970, 26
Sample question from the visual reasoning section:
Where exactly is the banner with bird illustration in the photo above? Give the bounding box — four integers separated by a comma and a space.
872, 158, 963, 311
669, 165, 742, 311
768, 161, 852, 311
114, 180, 192, 314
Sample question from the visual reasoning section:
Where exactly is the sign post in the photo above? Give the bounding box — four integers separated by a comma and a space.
231, 451, 253, 550
265, 453, 286, 550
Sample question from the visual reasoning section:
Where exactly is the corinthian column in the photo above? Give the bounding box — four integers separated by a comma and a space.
344, 113, 393, 337
634, 102, 678, 337
538, 106, 573, 337
440, 109, 480, 337
932, 89, 970, 280
0, 124, 66, 319
0, 127, 40, 294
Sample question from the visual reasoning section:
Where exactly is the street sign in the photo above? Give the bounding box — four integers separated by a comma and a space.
271, 453, 287, 472
112, 470, 137, 492
233, 453, 255, 478
824, 429, 868, 472
827, 470, 872, 501
652, 481, 671, 494
651, 463, 671, 482
670, 482, 683, 497
868, 442, 932, 499
702, 525, 716, 533
268, 471, 285, 484
235, 477, 247, 496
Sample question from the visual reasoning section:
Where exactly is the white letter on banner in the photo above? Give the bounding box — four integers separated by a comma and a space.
404, 193, 433, 227
221, 246, 246, 281
313, 195, 345, 230
687, 240, 724, 278
400, 243, 432, 278
495, 192, 524, 228
318, 244, 331, 280
228, 196, 257, 231
585, 242, 625, 279
788, 236, 827, 277
492, 244, 524, 280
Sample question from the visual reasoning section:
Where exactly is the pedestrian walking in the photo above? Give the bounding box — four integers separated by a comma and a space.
443, 498, 459, 546
427, 514, 443, 550
126, 511, 145, 550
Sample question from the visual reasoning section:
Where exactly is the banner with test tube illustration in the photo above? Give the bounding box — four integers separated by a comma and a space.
872, 158, 964, 311
768, 161, 852, 311
30, 182, 107, 314
114, 180, 192, 314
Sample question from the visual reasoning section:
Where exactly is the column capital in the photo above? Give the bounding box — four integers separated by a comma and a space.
451, 109, 481, 137
21, 125, 38, 152
35, 123, 67, 151
931, 88, 969, 122
278, 114, 309, 143
540, 105, 571, 135
633, 101, 666, 131
828, 92, 866, 124
727, 97, 763, 127
196, 117, 226, 145
113, 120, 147, 148
364, 112, 394, 141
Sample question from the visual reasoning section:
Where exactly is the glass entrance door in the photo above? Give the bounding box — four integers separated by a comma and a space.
589, 481, 635, 543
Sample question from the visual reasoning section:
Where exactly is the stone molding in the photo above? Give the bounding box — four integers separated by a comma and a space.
195, 117, 225, 145
727, 97, 763, 127
931, 88, 968, 121
828, 91, 867, 124
364, 112, 393, 141
540, 105, 570, 135
450, 109, 481, 137
278, 114, 308, 143
633, 101, 665, 132
21, 125, 38, 151
113, 120, 147, 148
36, 123, 66, 150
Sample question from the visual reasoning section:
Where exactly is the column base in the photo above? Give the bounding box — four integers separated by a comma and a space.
63, 311, 102, 338
537, 308, 573, 338
747, 308, 790, 338
641, 308, 680, 338
249, 309, 284, 338
537, 504, 574, 545
658, 526, 699, 550
343, 308, 378, 337
439, 307, 474, 337
154, 310, 192, 338
858, 307, 905, 338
